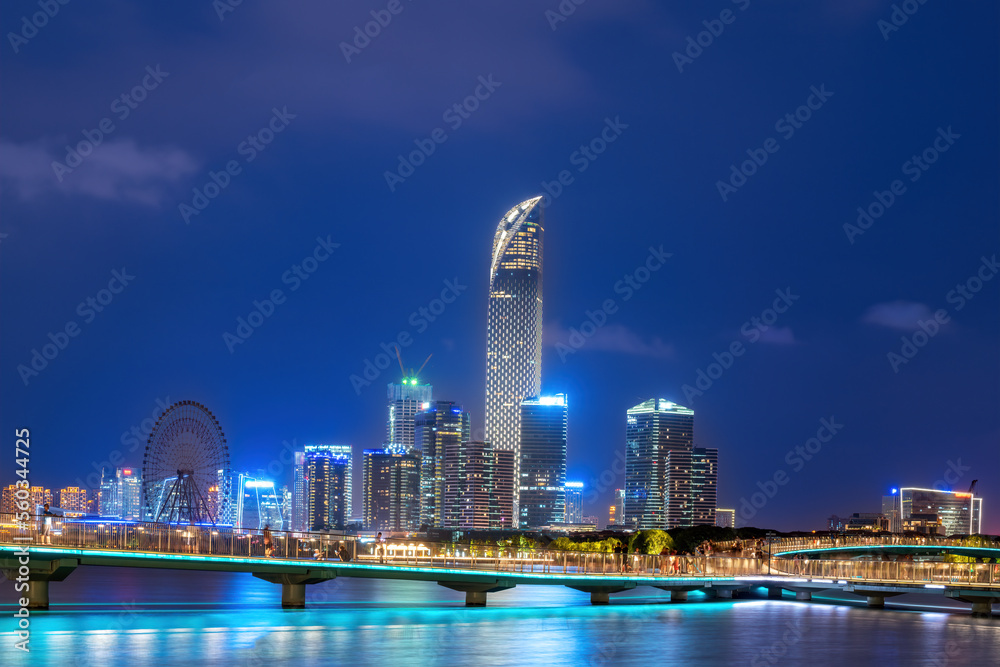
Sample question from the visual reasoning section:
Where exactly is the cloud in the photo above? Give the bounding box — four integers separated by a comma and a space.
757, 326, 797, 344
545, 322, 674, 359
862, 301, 934, 331
0, 138, 199, 206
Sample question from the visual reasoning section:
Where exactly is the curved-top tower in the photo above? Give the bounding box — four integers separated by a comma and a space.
485, 196, 544, 524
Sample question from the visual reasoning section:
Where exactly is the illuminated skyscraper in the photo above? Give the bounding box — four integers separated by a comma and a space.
58, 487, 89, 514
363, 448, 421, 531
485, 196, 544, 525
306, 450, 348, 531
415, 401, 470, 528
624, 399, 694, 530
292, 451, 307, 532
99, 468, 142, 520
518, 394, 567, 528
387, 378, 433, 449
564, 482, 584, 524
305, 444, 352, 519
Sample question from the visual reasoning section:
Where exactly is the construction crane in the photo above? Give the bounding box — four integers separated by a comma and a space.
968, 480, 978, 495
395, 349, 432, 382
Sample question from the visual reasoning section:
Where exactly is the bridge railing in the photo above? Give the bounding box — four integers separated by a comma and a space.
0, 513, 358, 561
771, 558, 1000, 586
769, 534, 1000, 554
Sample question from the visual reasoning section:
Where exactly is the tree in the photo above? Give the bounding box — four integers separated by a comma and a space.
630, 529, 673, 554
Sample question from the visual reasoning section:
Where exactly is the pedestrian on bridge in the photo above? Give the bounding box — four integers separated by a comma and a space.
263, 524, 273, 558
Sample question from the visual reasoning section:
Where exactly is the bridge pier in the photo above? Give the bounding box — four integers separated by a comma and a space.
795, 591, 812, 601
867, 596, 885, 608
715, 589, 733, 599
0, 558, 79, 611
437, 580, 515, 607
253, 570, 337, 609
671, 590, 689, 602
768, 587, 783, 599
568, 583, 637, 605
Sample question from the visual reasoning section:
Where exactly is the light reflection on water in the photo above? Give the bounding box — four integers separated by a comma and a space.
2, 568, 998, 666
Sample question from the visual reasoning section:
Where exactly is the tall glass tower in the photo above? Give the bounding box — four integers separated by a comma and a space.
624, 399, 694, 530
387, 378, 433, 450
485, 196, 544, 525
415, 401, 471, 528
518, 394, 568, 528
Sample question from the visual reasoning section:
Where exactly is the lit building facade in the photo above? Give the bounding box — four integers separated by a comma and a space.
663, 447, 718, 528
715, 508, 736, 529
99, 468, 142, 520
387, 378, 433, 449
232, 475, 284, 530
485, 196, 544, 524
306, 450, 348, 531
292, 451, 308, 532
882, 492, 902, 533
518, 395, 567, 528
363, 448, 421, 531
624, 399, 694, 529
415, 401, 470, 528
443, 440, 500, 530
900, 487, 982, 535
564, 482, 584, 524
1, 485, 52, 518
58, 487, 89, 515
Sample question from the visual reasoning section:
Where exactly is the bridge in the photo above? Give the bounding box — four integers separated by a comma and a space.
2, 520, 998, 615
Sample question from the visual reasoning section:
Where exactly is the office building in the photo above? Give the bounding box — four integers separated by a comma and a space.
415, 401, 470, 528
292, 451, 308, 532
614, 488, 625, 526
624, 399, 694, 529
443, 440, 500, 530
715, 508, 736, 529
306, 449, 348, 531
304, 444, 353, 519
518, 394, 568, 528
363, 448, 421, 532
661, 446, 718, 528
900, 487, 982, 535
485, 196, 545, 523
882, 492, 902, 533
99, 468, 142, 520
232, 475, 284, 530
564, 482, 584, 524
387, 377, 433, 449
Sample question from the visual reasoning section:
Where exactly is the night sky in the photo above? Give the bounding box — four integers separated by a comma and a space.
1, 1, 997, 533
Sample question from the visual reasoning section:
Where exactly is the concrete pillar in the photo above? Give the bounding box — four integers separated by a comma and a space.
970, 601, 993, 617
672, 590, 688, 602
867, 595, 884, 608
281, 583, 306, 609
715, 589, 733, 599
27, 580, 49, 610
795, 591, 812, 601
590, 591, 610, 605
466, 590, 488, 607
768, 588, 783, 599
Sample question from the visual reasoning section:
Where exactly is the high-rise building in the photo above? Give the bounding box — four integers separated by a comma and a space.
624, 399, 694, 529
518, 394, 567, 528
415, 401, 470, 528
715, 508, 736, 529
494, 449, 516, 529
614, 488, 625, 526
882, 491, 902, 533
293, 451, 308, 532
564, 482, 584, 524
232, 476, 284, 530
99, 468, 142, 520
663, 447, 718, 528
1, 485, 52, 518
304, 444, 353, 519
59, 487, 89, 514
306, 450, 348, 531
485, 196, 545, 525
899, 487, 982, 535
363, 448, 421, 531
387, 378, 433, 449
608, 504, 617, 526
443, 440, 500, 530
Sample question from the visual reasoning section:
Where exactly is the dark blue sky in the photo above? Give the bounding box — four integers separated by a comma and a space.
2, 1, 997, 533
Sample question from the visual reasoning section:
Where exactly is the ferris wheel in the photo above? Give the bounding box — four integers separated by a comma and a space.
141, 400, 231, 525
